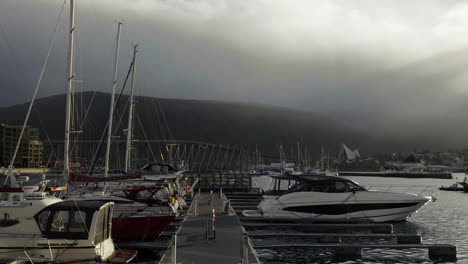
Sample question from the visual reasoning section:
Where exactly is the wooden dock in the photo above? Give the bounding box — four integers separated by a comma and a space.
175, 193, 260, 263
185, 172, 258, 191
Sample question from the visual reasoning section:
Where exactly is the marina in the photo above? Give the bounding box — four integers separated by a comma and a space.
1, 0, 468, 263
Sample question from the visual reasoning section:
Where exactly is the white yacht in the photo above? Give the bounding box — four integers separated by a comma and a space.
0, 193, 135, 262
244, 175, 431, 222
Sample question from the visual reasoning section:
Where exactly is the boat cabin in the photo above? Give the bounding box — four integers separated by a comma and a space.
265, 174, 366, 196
141, 162, 177, 175
34, 200, 113, 242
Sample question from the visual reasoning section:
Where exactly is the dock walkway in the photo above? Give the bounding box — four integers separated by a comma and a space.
176, 193, 256, 264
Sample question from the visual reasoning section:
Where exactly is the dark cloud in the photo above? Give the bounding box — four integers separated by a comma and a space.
2, 0, 468, 149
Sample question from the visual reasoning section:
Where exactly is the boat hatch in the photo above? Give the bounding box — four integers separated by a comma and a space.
34, 200, 110, 240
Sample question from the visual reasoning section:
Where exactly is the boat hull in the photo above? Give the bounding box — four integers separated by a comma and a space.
0, 237, 114, 263
112, 214, 176, 242
244, 191, 431, 222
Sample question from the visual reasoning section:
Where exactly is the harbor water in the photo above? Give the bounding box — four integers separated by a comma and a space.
2, 173, 467, 263
253, 173, 467, 263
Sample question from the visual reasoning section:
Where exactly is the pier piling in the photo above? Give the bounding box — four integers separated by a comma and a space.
170, 235, 177, 264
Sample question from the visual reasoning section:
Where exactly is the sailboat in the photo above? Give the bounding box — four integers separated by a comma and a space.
0, 1, 136, 262
67, 39, 177, 242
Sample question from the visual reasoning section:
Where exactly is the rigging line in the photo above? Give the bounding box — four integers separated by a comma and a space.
152, 100, 166, 162
0, 21, 19, 68
157, 100, 174, 141
69, 90, 97, 154
88, 61, 134, 175
152, 99, 167, 142
34, 109, 58, 168
4, 0, 66, 182
147, 99, 161, 144
154, 100, 168, 161
135, 111, 157, 162
112, 96, 129, 139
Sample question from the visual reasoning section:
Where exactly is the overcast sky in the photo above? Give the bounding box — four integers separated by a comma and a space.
2, 0, 468, 123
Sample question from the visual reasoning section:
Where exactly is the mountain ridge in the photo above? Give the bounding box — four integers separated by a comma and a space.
0, 92, 372, 157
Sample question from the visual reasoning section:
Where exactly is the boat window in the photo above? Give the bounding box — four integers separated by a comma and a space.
346, 181, 366, 191
0, 193, 9, 201
335, 181, 346, 192
11, 194, 21, 201
70, 211, 89, 232
51, 211, 68, 232
307, 181, 332, 192
36, 210, 51, 232
0, 213, 19, 227
35, 209, 91, 239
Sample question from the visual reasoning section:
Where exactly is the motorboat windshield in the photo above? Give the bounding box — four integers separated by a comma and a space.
284, 176, 367, 194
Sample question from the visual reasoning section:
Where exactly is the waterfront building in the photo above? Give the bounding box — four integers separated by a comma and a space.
338, 144, 361, 161
0, 124, 43, 168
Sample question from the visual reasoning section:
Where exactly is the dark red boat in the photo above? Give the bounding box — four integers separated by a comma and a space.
112, 214, 176, 242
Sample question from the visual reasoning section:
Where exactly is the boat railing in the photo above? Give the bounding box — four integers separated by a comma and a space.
159, 232, 177, 264
0, 233, 44, 238
365, 185, 438, 197
242, 232, 262, 264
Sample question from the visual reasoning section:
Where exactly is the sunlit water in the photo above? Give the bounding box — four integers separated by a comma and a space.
252, 174, 467, 263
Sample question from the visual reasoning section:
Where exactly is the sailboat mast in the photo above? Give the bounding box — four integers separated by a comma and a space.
104, 22, 122, 178
320, 145, 324, 171
124, 44, 138, 173
64, 0, 75, 182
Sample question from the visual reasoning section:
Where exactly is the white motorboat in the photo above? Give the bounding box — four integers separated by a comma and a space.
243, 174, 431, 222
0, 193, 136, 262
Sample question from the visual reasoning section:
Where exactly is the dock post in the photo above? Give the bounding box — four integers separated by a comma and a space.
428, 245, 457, 261
335, 247, 361, 259
194, 195, 198, 215
206, 217, 215, 240
171, 234, 177, 264
241, 233, 249, 264
209, 190, 214, 207
224, 200, 230, 214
